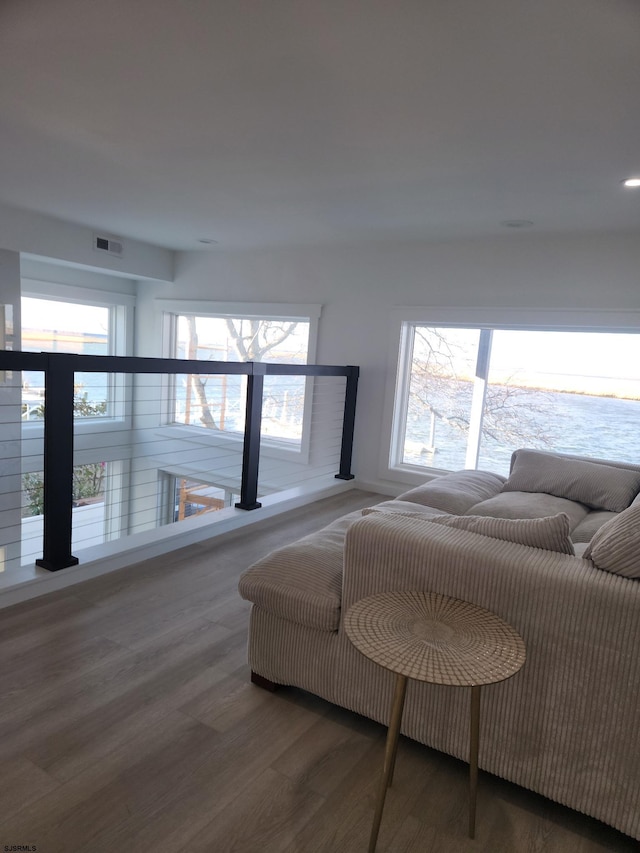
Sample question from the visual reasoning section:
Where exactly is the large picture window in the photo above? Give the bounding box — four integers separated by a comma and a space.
393, 324, 640, 475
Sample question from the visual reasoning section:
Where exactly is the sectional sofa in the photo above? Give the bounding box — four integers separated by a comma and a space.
239, 449, 640, 839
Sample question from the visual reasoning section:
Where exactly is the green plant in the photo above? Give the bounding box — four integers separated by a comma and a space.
72, 462, 106, 505
24, 385, 108, 420
22, 462, 106, 517
22, 472, 45, 516
22, 386, 108, 516
72, 389, 107, 417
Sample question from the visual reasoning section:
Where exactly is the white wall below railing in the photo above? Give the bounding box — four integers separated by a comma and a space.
20, 503, 107, 566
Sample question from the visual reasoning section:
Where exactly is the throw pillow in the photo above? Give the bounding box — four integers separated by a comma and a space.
503, 450, 640, 513
583, 503, 640, 578
364, 509, 575, 554
426, 512, 575, 554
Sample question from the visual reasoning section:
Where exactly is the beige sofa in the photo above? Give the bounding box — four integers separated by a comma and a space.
238, 449, 640, 840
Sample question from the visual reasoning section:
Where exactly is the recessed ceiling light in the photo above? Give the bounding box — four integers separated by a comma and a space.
621, 177, 640, 188
197, 238, 218, 244
501, 220, 534, 228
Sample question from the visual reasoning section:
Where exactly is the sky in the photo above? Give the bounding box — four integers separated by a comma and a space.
415, 326, 640, 398
21, 297, 109, 337
489, 330, 640, 396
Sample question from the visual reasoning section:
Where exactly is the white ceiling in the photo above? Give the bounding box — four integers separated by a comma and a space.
1, 0, 639, 251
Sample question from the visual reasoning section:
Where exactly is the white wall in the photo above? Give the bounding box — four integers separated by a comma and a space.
20, 257, 137, 298
0, 202, 174, 283
137, 231, 640, 489
0, 249, 21, 341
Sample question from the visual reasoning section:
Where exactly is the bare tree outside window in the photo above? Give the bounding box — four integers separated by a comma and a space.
224, 318, 300, 361
184, 316, 219, 429
405, 327, 555, 470
177, 315, 309, 441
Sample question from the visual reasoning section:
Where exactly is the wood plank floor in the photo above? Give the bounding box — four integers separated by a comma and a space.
0, 489, 636, 852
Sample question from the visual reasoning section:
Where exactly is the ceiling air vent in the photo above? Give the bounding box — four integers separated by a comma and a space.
93, 234, 124, 257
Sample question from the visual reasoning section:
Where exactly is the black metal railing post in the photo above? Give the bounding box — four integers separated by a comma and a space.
335, 366, 359, 480
36, 355, 79, 571
235, 363, 266, 510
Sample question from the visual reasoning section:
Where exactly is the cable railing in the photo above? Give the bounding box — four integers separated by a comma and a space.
0, 351, 358, 573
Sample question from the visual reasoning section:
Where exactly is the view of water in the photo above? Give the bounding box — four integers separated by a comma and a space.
404, 388, 640, 476
22, 345, 640, 478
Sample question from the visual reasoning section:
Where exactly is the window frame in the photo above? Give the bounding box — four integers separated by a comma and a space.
20, 280, 135, 432
19, 281, 136, 557
157, 300, 322, 463
381, 307, 640, 485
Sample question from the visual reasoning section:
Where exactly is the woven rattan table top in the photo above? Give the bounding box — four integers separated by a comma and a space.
345, 590, 526, 687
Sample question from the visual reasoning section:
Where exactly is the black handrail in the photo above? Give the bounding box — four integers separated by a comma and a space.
0, 351, 359, 570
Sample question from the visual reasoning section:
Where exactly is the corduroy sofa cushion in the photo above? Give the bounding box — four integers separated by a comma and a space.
503, 449, 640, 513
364, 509, 575, 554
468, 491, 588, 529
426, 512, 575, 554
570, 510, 619, 543
397, 469, 505, 514
583, 503, 640, 578
238, 512, 360, 631
362, 499, 452, 518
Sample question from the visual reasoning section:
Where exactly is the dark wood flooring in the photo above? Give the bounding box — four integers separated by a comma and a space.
0, 489, 636, 852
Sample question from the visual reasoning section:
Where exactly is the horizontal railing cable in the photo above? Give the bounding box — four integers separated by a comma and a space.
0, 352, 358, 572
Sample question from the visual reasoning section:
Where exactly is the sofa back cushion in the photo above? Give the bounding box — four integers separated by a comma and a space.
583, 503, 640, 578
468, 491, 588, 529
503, 449, 640, 513
397, 470, 505, 514
570, 510, 619, 543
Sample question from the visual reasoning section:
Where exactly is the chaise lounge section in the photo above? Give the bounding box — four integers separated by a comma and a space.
238, 449, 640, 840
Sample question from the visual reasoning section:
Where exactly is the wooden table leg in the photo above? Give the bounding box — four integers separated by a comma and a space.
468, 684, 481, 839
387, 681, 405, 789
368, 673, 407, 853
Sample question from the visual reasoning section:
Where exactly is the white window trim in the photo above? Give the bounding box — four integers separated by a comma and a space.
156, 299, 321, 367
20, 281, 135, 429
380, 307, 640, 486
155, 300, 322, 321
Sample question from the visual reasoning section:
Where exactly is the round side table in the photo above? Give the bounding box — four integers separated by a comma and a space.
345, 590, 525, 852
